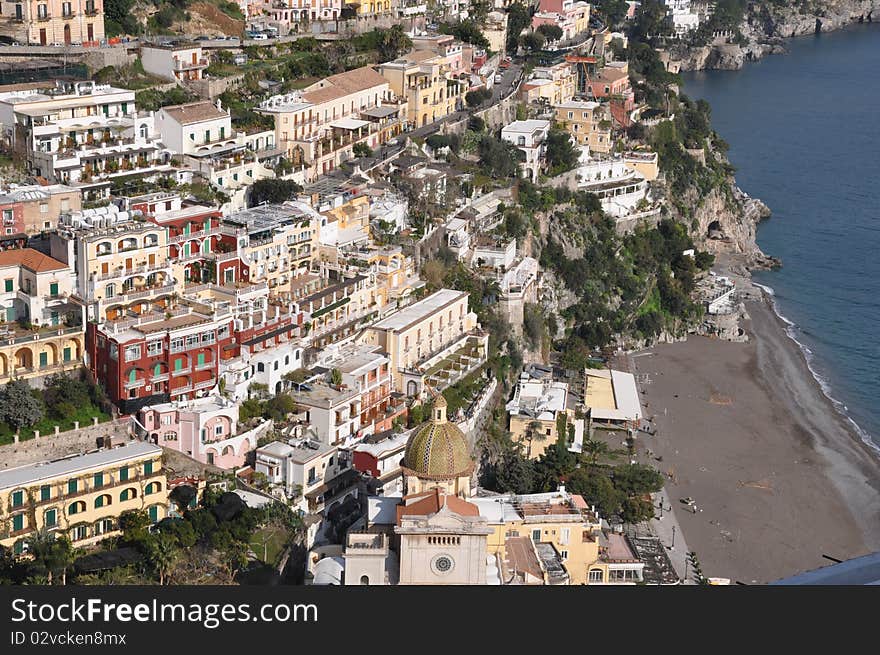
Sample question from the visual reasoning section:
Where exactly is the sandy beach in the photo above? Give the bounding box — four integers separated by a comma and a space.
629, 296, 880, 583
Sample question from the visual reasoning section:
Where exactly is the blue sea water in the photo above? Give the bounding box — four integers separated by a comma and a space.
682, 24, 880, 448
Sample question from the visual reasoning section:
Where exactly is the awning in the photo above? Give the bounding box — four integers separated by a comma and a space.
330, 118, 370, 130
361, 106, 399, 119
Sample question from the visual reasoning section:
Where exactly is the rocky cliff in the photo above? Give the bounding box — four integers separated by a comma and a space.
671, 0, 879, 70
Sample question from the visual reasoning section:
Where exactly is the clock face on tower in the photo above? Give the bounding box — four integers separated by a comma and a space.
432, 554, 455, 575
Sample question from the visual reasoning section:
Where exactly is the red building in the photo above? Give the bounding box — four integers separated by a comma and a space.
87, 308, 235, 415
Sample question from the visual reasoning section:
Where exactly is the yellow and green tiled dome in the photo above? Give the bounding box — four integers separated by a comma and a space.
402, 395, 474, 481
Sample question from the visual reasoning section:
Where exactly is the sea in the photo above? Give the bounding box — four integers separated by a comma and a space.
681, 24, 880, 450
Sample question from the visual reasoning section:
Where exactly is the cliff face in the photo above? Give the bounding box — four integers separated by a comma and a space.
671, 0, 879, 70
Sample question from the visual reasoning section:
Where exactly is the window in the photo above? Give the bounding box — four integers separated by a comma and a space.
186, 334, 200, 349
560, 550, 568, 560
124, 345, 141, 362
67, 479, 78, 494
94, 494, 110, 508
161, 415, 172, 426
11, 489, 23, 508
12, 514, 24, 532
119, 467, 128, 482
560, 528, 570, 545
170, 337, 184, 353
147, 341, 163, 356
71, 525, 88, 541
4, 279, 12, 292
44, 509, 57, 528
215, 424, 224, 436
148, 506, 159, 523
145, 482, 161, 495
120, 488, 136, 502
40, 485, 51, 502
68, 501, 85, 515
94, 518, 113, 535
144, 461, 153, 475
589, 569, 604, 583
93, 472, 104, 488
531, 529, 541, 542
40, 203, 48, 213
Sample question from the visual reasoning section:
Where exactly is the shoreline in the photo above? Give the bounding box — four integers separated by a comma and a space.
629, 286, 880, 582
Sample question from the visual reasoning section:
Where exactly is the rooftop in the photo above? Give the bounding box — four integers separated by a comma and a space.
0, 248, 67, 273
369, 288, 466, 333
502, 119, 551, 134
584, 369, 642, 422
257, 438, 335, 464
0, 441, 161, 490
160, 100, 228, 126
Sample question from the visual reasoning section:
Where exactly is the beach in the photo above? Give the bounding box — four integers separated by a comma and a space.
629, 296, 880, 583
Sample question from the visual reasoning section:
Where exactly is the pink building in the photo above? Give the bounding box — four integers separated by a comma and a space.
137, 396, 271, 469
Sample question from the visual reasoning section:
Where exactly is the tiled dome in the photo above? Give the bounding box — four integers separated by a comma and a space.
401, 396, 473, 481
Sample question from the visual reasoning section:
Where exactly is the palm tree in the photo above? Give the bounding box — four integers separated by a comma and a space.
525, 419, 547, 458
583, 438, 612, 466
146, 534, 179, 586
28, 530, 74, 585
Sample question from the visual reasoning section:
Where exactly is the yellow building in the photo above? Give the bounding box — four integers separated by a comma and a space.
624, 151, 659, 181
555, 100, 612, 153
506, 373, 573, 459
0, 0, 105, 46
378, 51, 466, 129
347, 0, 392, 15
0, 441, 168, 555
527, 61, 577, 106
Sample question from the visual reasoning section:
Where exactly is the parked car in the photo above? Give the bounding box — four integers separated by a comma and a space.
251, 33, 268, 40
499, 59, 511, 70
494, 74, 503, 84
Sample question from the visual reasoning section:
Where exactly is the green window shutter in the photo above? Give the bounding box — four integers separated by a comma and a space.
11, 490, 23, 507
129, 369, 137, 382
13, 540, 24, 555
50, 282, 58, 296
45, 509, 56, 527
94, 495, 103, 508
154, 363, 162, 376
69, 503, 78, 515
3, 279, 11, 292
148, 506, 158, 523
63, 347, 72, 362
174, 358, 182, 371
144, 461, 153, 475
12, 514, 24, 531
68, 479, 77, 494
197, 353, 205, 367
119, 467, 128, 482
39, 352, 48, 367
6, 307, 14, 322
94, 472, 103, 488
40, 485, 50, 501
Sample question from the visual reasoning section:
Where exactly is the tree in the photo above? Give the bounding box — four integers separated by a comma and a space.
440, 20, 490, 49
620, 496, 655, 523
329, 368, 343, 387
119, 509, 152, 545
506, 2, 533, 54
264, 393, 297, 421
376, 25, 412, 61
582, 438, 618, 465
611, 463, 664, 496
568, 468, 624, 517
422, 259, 447, 289
536, 24, 564, 43
247, 179, 303, 207
495, 448, 535, 494
545, 129, 580, 175
43, 373, 91, 419
353, 142, 373, 158
145, 532, 180, 585
594, 0, 630, 27
478, 135, 523, 179
465, 88, 492, 108
29, 531, 74, 585
0, 380, 43, 430
519, 31, 546, 53
524, 419, 547, 458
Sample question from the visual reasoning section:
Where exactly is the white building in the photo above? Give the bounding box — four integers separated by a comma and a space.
576, 152, 651, 219
500, 120, 551, 182
140, 43, 208, 83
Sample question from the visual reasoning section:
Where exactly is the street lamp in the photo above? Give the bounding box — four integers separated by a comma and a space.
670, 525, 676, 551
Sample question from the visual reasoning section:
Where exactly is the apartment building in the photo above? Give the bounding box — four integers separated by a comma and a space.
0, 184, 81, 236
318, 194, 371, 249
314, 341, 406, 436
0, 441, 167, 555
359, 288, 487, 398
554, 100, 612, 153
378, 50, 465, 128
0, 249, 83, 384
0, 81, 169, 200
291, 382, 361, 447
140, 43, 208, 83
136, 395, 270, 469
500, 119, 551, 182
0, 0, 105, 46
86, 300, 235, 413
506, 369, 577, 459
258, 66, 406, 182
524, 61, 577, 106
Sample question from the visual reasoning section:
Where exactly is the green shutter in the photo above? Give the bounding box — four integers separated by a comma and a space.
174, 358, 182, 371
93, 472, 103, 488
69, 503, 78, 515
4, 279, 12, 292
12, 514, 24, 531
144, 461, 153, 475
63, 347, 72, 362
40, 485, 50, 501
45, 509, 56, 527
119, 467, 128, 482
197, 353, 205, 367
50, 282, 58, 296
39, 352, 48, 367
154, 363, 162, 376
13, 540, 24, 555
94, 495, 103, 508
11, 490, 23, 507
148, 506, 158, 523
68, 479, 77, 494
129, 369, 137, 382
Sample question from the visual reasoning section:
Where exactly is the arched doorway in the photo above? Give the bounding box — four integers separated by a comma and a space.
63, 24, 71, 45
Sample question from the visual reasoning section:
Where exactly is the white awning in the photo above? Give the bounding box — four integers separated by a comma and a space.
330, 118, 370, 130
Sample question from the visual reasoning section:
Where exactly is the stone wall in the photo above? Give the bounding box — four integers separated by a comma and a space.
0, 418, 131, 471
186, 74, 246, 99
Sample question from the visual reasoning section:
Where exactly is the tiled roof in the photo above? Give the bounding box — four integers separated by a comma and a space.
401, 412, 472, 481
161, 101, 227, 125
396, 488, 480, 521
0, 248, 67, 273
302, 66, 387, 104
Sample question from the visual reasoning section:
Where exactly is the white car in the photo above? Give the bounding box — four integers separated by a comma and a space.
252, 33, 268, 41
494, 74, 503, 84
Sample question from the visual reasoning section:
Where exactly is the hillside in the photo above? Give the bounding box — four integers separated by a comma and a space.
106, 0, 245, 38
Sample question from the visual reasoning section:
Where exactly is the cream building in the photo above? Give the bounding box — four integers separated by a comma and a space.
0, 0, 105, 46
555, 100, 612, 153
140, 43, 208, 83
378, 50, 466, 129
359, 288, 487, 398
0, 441, 167, 555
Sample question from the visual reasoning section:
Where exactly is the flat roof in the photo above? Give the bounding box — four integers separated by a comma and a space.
369, 288, 466, 333
584, 369, 642, 422
0, 441, 160, 490
502, 119, 551, 133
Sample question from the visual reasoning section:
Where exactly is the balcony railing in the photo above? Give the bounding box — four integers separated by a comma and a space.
36, 13, 51, 22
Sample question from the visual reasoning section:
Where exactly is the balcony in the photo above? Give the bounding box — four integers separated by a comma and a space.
169, 226, 219, 245
85, 7, 99, 16
62, 10, 76, 18
36, 13, 51, 22
171, 366, 191, 376
174, 58, 209, 71
194, 378, 216, 390
124, 378, 146, 390
170, 383, 192, 395
150, 373, 169, 383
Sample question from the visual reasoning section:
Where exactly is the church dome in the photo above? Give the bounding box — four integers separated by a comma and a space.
401, 395, 474, 481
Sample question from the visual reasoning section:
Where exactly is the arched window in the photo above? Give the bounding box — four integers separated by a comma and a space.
360, 575, 370, 585
68, 501, 86, 515
144, 482, 161, 495
120, 488, 137, 502
94, 494, 112, 509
